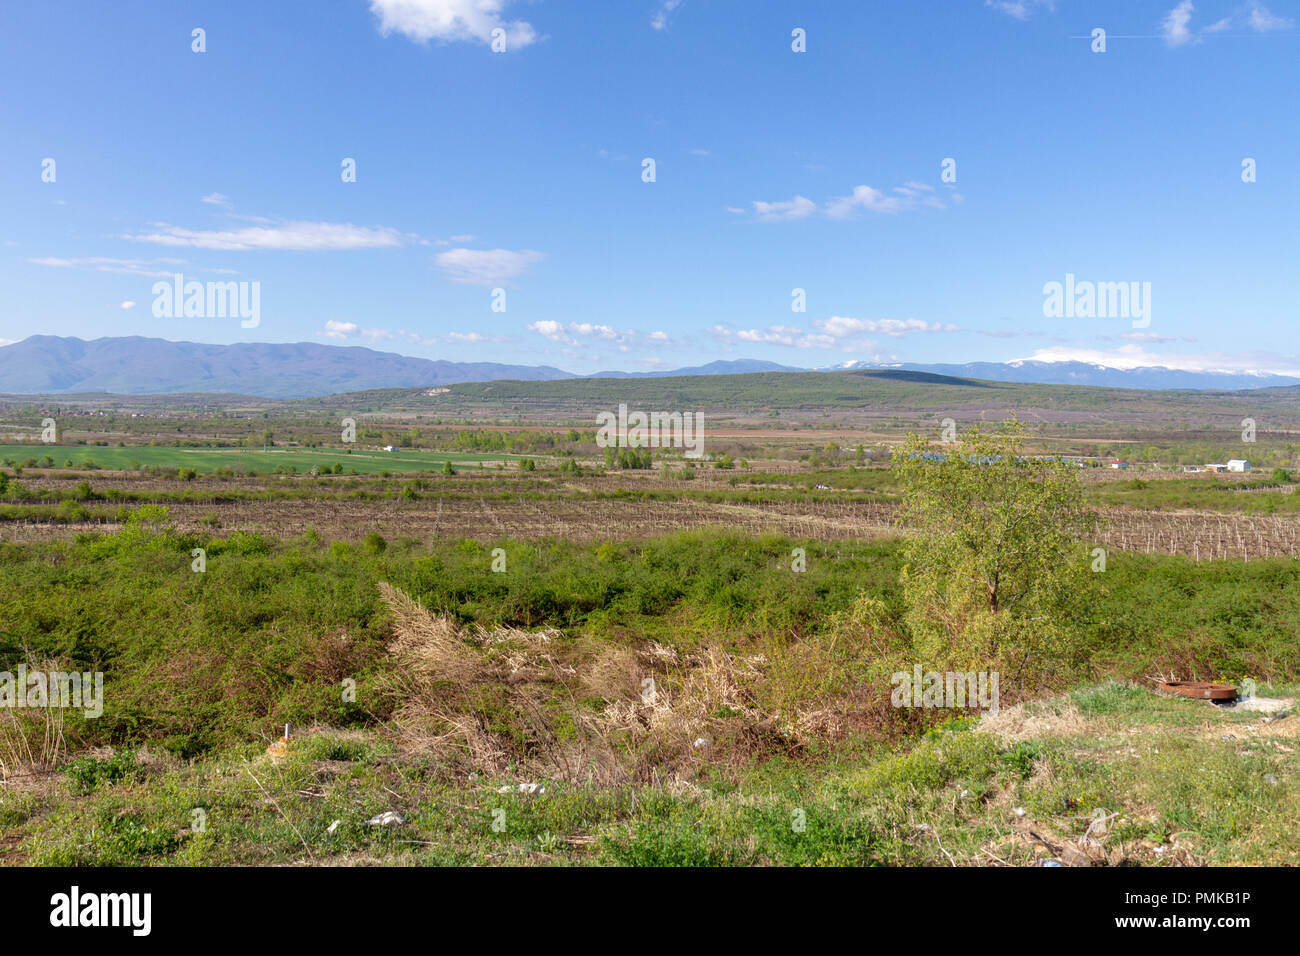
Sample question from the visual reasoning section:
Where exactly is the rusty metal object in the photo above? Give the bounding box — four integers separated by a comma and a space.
1154, 680, 1237, 701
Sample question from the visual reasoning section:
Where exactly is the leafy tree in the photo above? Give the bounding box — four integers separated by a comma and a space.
891, 419, 1097, 688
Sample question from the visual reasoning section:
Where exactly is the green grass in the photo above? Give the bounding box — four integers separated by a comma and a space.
6, 688, 1295, 866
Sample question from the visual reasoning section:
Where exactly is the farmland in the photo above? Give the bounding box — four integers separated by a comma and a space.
1, 374, 1298, 868
0, 443, 514, 475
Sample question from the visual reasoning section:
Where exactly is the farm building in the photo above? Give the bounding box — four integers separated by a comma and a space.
1227, 459, 1251, 472
1109, 460, 1129, 469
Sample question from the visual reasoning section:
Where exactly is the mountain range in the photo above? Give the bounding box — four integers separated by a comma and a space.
830, 360, 1300, 392
0, 336, 1294, 398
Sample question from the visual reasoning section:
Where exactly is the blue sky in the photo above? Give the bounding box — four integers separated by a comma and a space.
1, 0, 1297, 375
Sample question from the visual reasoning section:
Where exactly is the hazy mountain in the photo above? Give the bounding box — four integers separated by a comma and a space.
0, 337, 801, 398
0, 336, 577, 399
2, 337, 1295, 398
831, 360, 1300, 391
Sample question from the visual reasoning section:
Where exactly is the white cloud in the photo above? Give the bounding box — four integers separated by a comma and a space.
120, 301, 137, 310
369, 0, 538, 49
526, 321, 641, 348
1248, 3, 1294, 31
124, 221, 404, 252
752, 195, 817, 222
826, 186, 907, 218
1014, 343, 1300, 377
0, 338, 13, 347
711, 324, 836, 349
435, 247, 543, 285
528, 320, 576, 345
651, 0, 685, 31
1161, 1, 1196, 46
813, 316, 960, 338
709, 316, 958, 352
569, 322, 619, 340
1157, 2, 1292, 45
751, 181, 948, 222
321, 320, 360, 339
200, 192, 231, 207
319, 321, 440, 345
984, 0, 1056, 19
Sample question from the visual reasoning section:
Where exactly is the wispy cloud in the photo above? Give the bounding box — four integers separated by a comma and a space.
984, 0, 1056, 20
651, 0, 685, 31
711, 324, 835, 349
1161, 1, 1197, 46
527, 320, 643, 350
1120, 331, 1184, 343
750, 181, 951, 222
1248, 2, 1294, 31
1158, 1, 1290, 46
30, 256, 189, 278
752, 196, 817, 222
814, 316, 960, 338
200, 192, 231, 207
124, 221, 405, 252
318, 320, 501, 347
435, 247, 543, 285
526, 321, 665, 351
447, 330, 509, 343
369, 0, 538, 49
710, 316, 959, 351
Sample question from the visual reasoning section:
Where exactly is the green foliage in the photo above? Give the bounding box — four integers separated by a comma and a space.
64, 749, 140, 794
891, 420, 1097, 687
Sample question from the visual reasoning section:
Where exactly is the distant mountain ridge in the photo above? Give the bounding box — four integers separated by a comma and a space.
833, 360, 1300, 391
0, 336, 575, 399
0, 337, 799, 398
0, 336, 1294, 398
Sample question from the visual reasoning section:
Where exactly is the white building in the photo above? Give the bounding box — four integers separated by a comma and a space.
1227, 459, 1251, 472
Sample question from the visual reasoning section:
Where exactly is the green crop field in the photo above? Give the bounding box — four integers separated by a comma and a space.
0, 444, 520, 475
